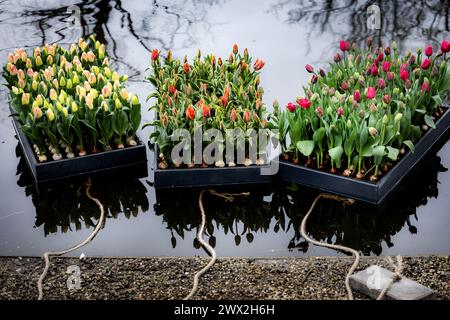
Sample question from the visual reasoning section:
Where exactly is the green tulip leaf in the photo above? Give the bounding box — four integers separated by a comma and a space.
386, 146, 399, 161
328, 145, 343, 168
424, 114, 436, 129
296, 140, 315, 157
403, 140, 415, 153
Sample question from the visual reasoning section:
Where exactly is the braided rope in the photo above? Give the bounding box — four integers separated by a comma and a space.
37, 177, 105, 300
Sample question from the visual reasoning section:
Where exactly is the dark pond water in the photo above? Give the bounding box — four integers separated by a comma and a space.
0, 0, 449, 258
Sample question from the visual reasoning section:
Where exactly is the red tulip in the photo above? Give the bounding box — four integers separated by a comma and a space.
371, 64, 379, 76
316, 106, 324, 117
353, 90, 361, 102
183, 62, 191, 74
382, 61, 390, 72
333, 53, 341, 62
202, 104, 211, 117
366, 87, 376, 99
243, 110, 251, 123
311, 74, 318, 84
230, 108, 237, 122
400, 69, 409, 81
340, 40, 350, 52
169, 84, 176, 95
287, 102, 296, 112
151, 48, 159, 61
425, 45, 433, 57
441, 40, 450, 53
377, 52, 384, 61
305, 64, 314, 73
384, 47, 391, 55
421, 58, 431, 70
377, 78, 386, 89
421, 82, 430, 93
186, 105, 195, 120
253, 59, 265, 71
221, 94, 228, 107
319, 69, 326, 77
386, 71, 395, 81
382, 94, 392, 104
400, 63, 409, 71
405, 79, 411, 89
341, 81, 348, 91
297, 98, 311, 109
337, 107, 344, 117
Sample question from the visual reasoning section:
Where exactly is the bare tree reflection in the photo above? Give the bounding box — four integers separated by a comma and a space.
269, 0, 450, 57
0, 0, 223, 80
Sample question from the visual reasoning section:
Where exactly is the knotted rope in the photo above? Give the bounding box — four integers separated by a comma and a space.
377, 255, 403, 300
37, 177, 105, 300
299, 193, 358, 300
184, 189, 249, 300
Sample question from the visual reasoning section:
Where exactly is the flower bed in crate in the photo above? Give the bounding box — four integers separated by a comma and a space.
147, 45, 272, 188
3, 36, 147, 183
274, 38, 450, 204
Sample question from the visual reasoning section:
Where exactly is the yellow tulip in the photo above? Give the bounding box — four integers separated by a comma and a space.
35, 55, 43, 66
46, 108, 55, 121
71, 101, 78, 113
21, 92, 30, 105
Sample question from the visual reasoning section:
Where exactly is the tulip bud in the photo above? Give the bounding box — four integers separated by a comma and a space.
383, 114, 389, 125
131, 95, 140, 106
347, 119, 352, 128
35, 94, 43, 106
101, 100, 109, 112
230, 108, 237, 122
12, 86, 19, 95
393, 87, 400, 95
111, 71, 119, 81
32, 106, 43, 119
395, 113, 403, 122
46, 108, 55, 121
62, 107, 69, 118
71, 101, 78, 113
120, 88, 129, 100
233, 43, 238, 54
115, 98, 122, 109
35, 55, 43, 66
21, 93, 30, 105
60, 77, 66, 87
369, 127, 378, 136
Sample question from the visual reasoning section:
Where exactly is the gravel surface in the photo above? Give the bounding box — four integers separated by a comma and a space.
0, 255, 449, 300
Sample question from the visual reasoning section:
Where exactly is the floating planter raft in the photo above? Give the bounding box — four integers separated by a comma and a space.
147, 44, 273, 188
274, 38, 450, 204
3, 36, 147, 183
13, 117, 147, 184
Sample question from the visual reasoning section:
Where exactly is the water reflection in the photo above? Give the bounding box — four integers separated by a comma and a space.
269, 0, 450, 56
154, 153, 447, 255
15, 145, 149, 236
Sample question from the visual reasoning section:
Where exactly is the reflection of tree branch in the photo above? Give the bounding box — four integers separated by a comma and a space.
268, 0, 449, 59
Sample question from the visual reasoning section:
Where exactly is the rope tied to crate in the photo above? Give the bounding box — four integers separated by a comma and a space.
184, 189, 249, 300
377, 255, 404, 300
37, 177, 105, 300
299, 193, 359, 300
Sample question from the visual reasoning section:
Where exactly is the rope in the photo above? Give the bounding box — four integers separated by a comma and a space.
299, 193, 358, 300
184, 189, 249, 300
37, 177, 105, 300
376, 255, 403, 300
